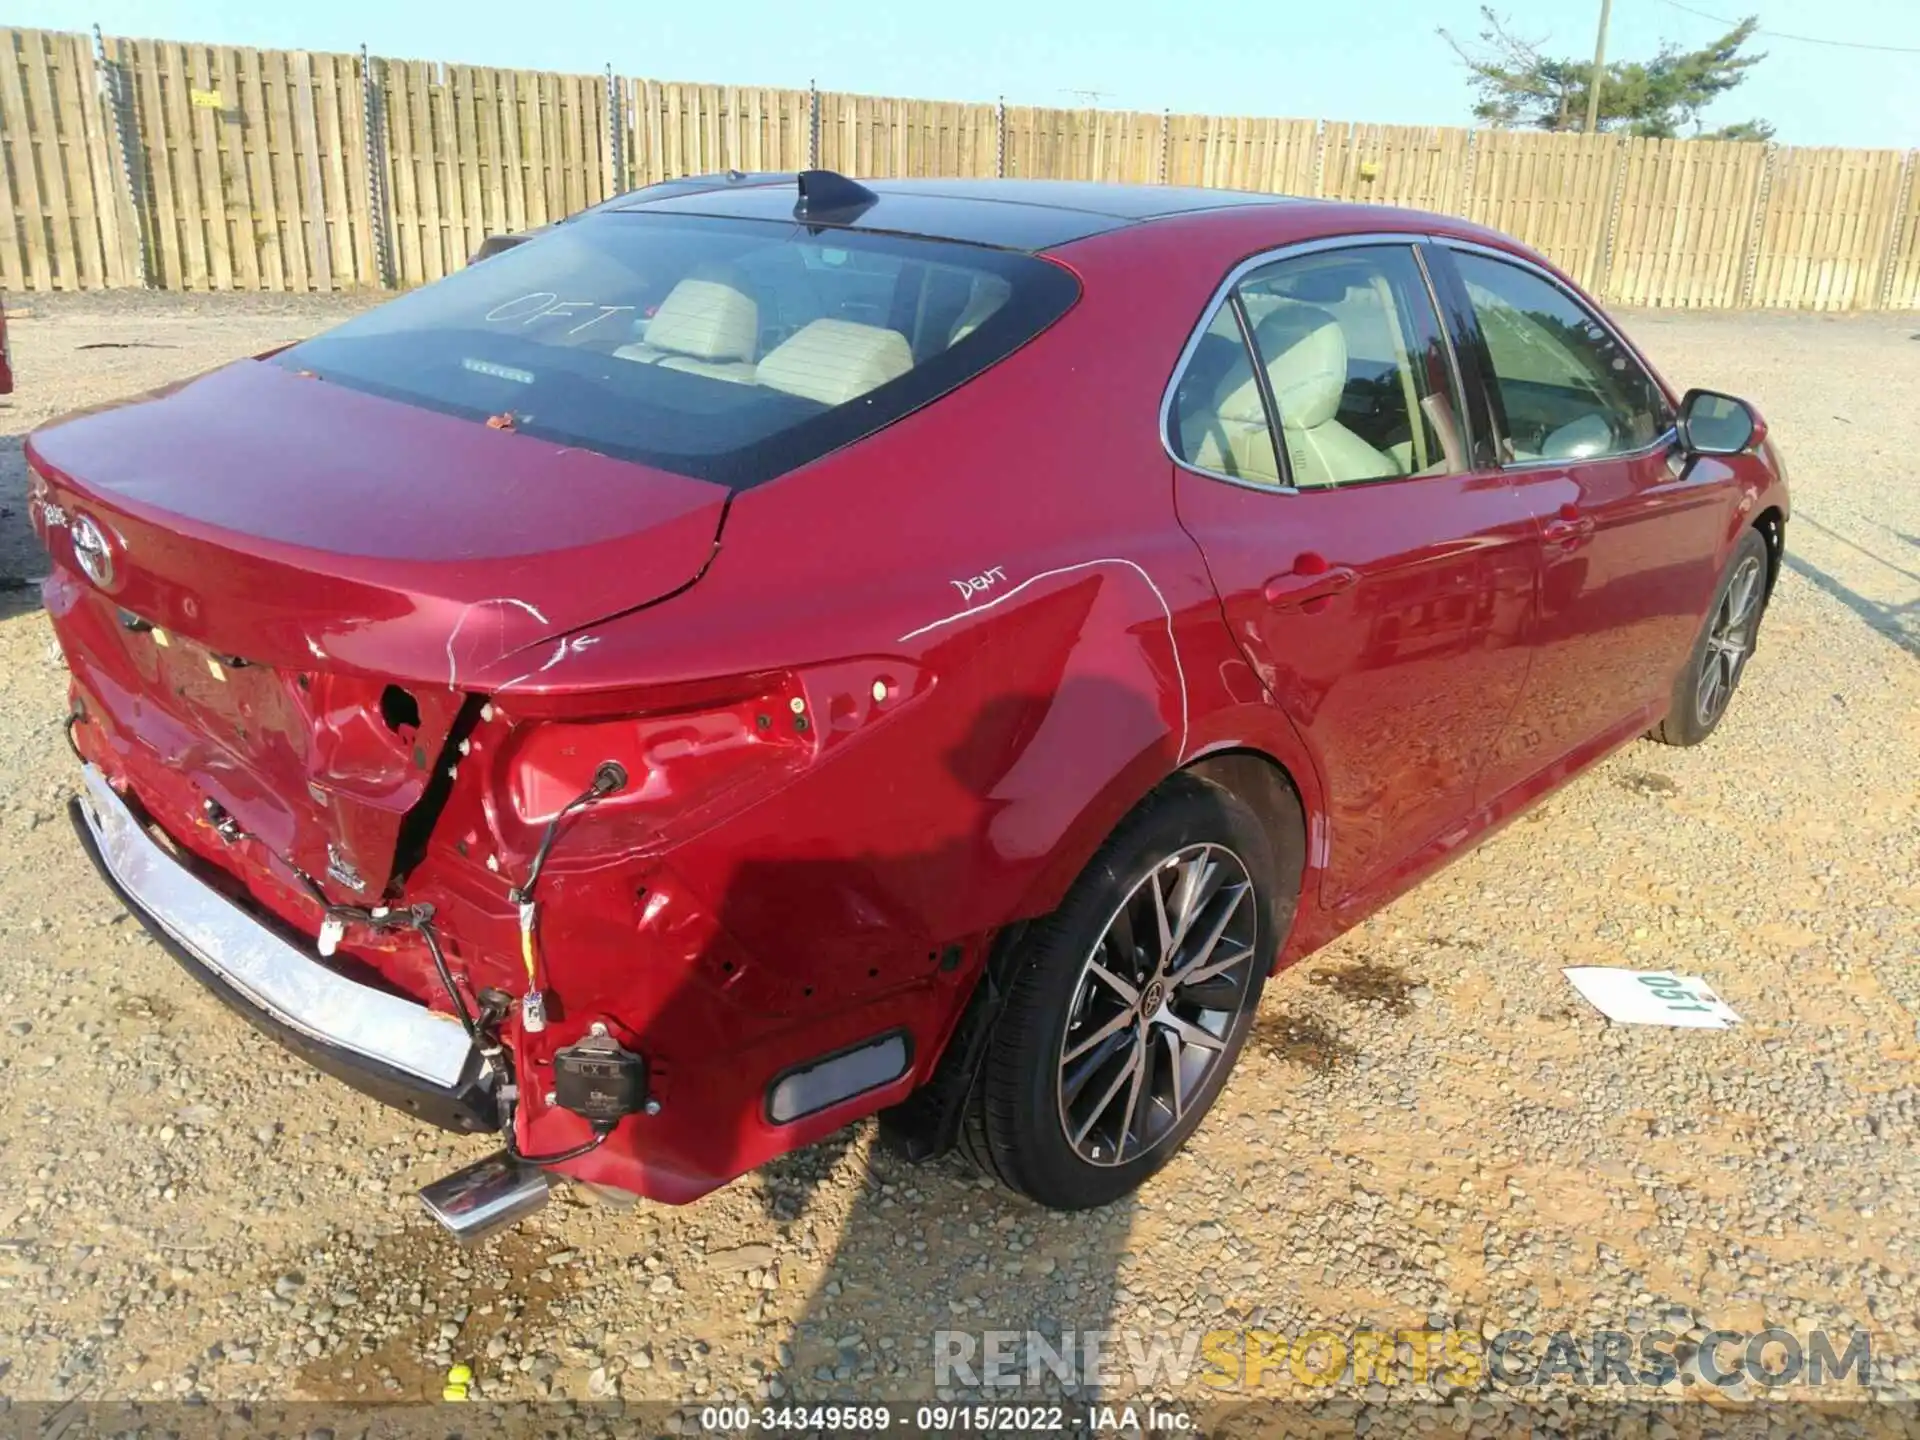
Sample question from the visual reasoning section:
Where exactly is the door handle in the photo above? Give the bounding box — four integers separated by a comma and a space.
1263, 559, 1358, 609
1542, 504, 1596, 544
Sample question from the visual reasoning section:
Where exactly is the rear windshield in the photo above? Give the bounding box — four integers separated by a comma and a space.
275, 212, 1079, 487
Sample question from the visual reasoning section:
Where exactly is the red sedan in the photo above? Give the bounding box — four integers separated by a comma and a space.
29, 173, 1787, 1229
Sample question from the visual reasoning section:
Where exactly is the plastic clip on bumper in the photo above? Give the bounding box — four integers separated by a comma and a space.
68, 764, 496, 1132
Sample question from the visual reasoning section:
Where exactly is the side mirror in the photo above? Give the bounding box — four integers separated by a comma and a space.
1677, 388, 1763, 456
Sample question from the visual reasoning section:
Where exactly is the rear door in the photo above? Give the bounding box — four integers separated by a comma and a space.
1170, 239, 1537, 908
1426, 244, 1731, 792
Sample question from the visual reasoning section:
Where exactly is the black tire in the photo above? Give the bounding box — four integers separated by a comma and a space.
1652, 527, 1770, 747
964, 773, 1287, 1210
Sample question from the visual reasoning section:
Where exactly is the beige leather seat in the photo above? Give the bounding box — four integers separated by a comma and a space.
756, 319, 912, 406
947, 274, 1011, 347
1214, 301, 1399, 489
614, 268, 759, 383
1180, 362, 1274, 484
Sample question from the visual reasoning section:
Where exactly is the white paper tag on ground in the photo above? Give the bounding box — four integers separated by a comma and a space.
1562, 967, 1741, 1028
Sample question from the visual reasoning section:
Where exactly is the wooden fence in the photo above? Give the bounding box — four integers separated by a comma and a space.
5, 24, 1919, 309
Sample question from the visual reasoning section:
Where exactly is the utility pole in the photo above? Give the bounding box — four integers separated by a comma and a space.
1584, 0, 1613, 134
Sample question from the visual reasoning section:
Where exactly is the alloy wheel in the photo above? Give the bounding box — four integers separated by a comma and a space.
1055, 843, 1258, 1167
1696, 554, 1764, 728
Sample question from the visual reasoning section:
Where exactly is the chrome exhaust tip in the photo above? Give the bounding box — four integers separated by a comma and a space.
419, 1150, 553, 1242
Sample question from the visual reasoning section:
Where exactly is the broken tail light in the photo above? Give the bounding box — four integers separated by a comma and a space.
486, 659, 928, 841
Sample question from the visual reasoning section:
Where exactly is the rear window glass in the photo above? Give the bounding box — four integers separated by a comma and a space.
274, 213, 1078, 487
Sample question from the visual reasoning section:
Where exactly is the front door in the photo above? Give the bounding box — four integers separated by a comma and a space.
1169, 241, 1537, 907
1430, 246, 1733, 794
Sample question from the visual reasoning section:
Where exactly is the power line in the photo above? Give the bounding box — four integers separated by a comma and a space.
1653, 0, 1920, 55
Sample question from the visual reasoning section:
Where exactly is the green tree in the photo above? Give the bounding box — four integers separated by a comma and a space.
1439, 8, 1775, 140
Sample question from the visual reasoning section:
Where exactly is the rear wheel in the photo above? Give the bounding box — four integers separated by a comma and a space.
1652, 527, 1770, 747
966, 775, 1283, 1209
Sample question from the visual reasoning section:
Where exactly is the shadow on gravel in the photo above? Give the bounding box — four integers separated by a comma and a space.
0, 432, 48, 620
678, 677, 1184, 1408
1782, 551, 1918, 660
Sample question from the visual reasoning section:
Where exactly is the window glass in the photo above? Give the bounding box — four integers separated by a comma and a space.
1236, 246, 1465, 489
1169, 303, 1281, 486
1450, 251, 1670, 463
275, 213, 1076, 488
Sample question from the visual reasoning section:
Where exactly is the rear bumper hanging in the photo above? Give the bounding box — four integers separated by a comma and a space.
69, 764, 496, 1133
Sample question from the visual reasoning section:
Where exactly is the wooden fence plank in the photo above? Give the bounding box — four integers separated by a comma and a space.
24, 33, 80, 288
1881, 152, 1920, 310
54, 32, 111, 287
317, 53, 359, 285
181, 45, 230, 287
291, 53, 331, 289
452, 67, 485, 256
0, 33, 25, 289
127, 42, 181, 288
154, 39, 210, 288
237, 48, 286, 290
432, 66, 468, 273
261, 50, 309, 289
67, 33, 130, 286
46, 34, 105, 288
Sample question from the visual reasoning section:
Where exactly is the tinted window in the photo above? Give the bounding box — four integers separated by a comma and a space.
1450, 251, 1670, 463
1169, 303, 1281, 486
1170, 245, 1467, 491
1239, 247, 1465, 488
275, 214, 1077, 487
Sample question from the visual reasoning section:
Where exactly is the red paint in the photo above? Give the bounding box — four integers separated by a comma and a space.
31, 196, 1789, 1202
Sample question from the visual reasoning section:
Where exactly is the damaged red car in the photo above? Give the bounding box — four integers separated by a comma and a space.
31, 172, 1788, 1230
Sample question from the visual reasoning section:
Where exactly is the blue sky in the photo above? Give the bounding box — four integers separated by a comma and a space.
13, 0, 1917, 147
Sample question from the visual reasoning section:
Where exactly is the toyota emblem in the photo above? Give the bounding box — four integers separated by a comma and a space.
69, 514, 115, 588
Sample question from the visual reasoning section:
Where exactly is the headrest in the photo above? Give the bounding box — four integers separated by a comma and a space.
642, 269, 758, 363
1252, 302, 1347, 431
948, 274, 1012, 347
755, 319, 913, 407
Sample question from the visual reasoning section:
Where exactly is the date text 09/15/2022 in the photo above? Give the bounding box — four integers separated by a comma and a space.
697, 1403, 1195, 1432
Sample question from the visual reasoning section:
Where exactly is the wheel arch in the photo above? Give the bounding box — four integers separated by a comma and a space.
1752, 504, 1786, 602
1181, 746, 1310, 968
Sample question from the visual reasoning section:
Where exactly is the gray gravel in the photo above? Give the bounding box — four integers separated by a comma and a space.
0, 292, 1915, 1412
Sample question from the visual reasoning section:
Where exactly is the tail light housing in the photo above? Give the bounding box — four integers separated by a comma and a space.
499, 672, 814, 827
484, 658, 930, 848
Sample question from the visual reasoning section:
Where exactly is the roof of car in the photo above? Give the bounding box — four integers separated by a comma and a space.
597, 171, 1306, 250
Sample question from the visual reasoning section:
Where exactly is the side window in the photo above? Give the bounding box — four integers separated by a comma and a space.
1169, 303, 1282, 486
1239, 247, 1465, 489
1449, 251, 1671, 463
1169, 245, 1466, 490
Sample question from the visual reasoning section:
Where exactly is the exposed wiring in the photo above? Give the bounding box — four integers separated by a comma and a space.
507, 760, 630, 1017
179, 761, 633, 1166
504, 1115, 614, 1166
509, 760, 629, 906
414, 911, 482, 1044
189, 803, 487, 1047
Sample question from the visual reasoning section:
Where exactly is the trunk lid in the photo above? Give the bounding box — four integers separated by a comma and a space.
32, 357, 729, 902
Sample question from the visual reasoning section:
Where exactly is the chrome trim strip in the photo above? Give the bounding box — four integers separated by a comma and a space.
75, 765, 476, 1090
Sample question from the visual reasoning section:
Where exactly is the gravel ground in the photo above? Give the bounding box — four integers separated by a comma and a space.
0, 292, 1916, 1422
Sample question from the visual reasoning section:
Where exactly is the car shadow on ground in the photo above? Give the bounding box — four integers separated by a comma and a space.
0, 432, 47, 623
1782, 552, 1917, 660
663, 676, 1195, 1408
